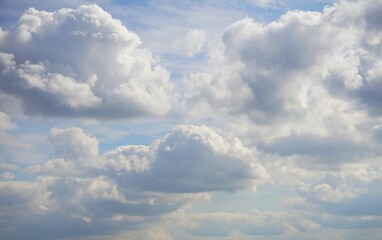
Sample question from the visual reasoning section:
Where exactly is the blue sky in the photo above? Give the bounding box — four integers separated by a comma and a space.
1, 0, 382, 239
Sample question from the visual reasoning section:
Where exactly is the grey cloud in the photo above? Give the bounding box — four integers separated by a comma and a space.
0, 176, 203, 240
355, 77, 382, 116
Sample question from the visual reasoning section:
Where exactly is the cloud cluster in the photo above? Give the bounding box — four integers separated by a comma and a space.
188, 0, 382, 121
0, 125, 266, 239
185, 0, 382, 167
0, 5, 173, 118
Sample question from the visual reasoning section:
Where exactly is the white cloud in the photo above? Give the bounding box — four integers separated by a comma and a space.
103, 125, 268, 193
297, 175, 364, 203
0, 5, 173, 118
0, 54, 101, 109
186, 11, 330, 122
102, 145, 153, 173
186, 0, 382, 121
49, 127, 99, 164
26, 158, 77, 176
183, 0, 382, 169
176, 29, 207, 57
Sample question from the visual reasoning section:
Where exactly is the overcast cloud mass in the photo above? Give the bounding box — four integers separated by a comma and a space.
1, 0, 382, 239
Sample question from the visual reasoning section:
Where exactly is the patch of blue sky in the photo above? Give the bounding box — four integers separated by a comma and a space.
283, 0, 334, 11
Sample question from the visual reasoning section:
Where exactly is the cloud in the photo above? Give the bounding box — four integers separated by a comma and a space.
258, 134, 375, 165
0, 158, 18, 171
176, 29, 207, 57
0, 171, 14, 181
103, 125, 268, 193
295, 167, 382, 217
0, 111, 50, 165
183, 0, 382, 169
0, 5, 173, 118
186, 0, 382, 122
49, 127, 99, 164
24, 127, 100, 179
297, 172, 365, 203
0, 111, 16, 131
187, 11, 330, 122
0, 124, 268, 239
0, 112, 32, 166
162, 209, 322, 239
186, 210, 292, 237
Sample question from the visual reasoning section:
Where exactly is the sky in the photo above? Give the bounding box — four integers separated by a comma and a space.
1, 0, 382, 239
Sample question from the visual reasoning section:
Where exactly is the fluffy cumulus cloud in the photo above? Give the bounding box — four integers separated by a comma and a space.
187, 0, 376, 122
103, 125, 268, 193
185, 0, 382, 167
0, 5, 173, 118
